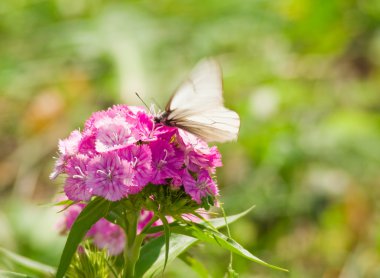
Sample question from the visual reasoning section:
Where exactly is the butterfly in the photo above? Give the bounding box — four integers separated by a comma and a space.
154, 58, 240, 143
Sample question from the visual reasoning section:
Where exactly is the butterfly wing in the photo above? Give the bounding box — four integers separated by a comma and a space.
171, 107, 240, 142
166, 59, 240, 142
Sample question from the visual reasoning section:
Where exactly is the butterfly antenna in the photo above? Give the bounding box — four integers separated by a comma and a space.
135, 92, 150, 110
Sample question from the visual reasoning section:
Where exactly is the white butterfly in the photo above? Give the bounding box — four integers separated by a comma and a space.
154, 59, 240, 143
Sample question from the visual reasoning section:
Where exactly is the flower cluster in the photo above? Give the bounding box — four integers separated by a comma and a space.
51, 105, 222, 204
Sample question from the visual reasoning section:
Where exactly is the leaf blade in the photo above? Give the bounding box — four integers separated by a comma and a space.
136, 206, 254, 277
0, 247, 56, 277
159, 215, 171, 273
56, 197, 112, 278
171, 223, 287, 272
0, 270, 31, 278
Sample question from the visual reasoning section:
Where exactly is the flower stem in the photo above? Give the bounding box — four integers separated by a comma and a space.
140, 215, 159, 235
123, 209, 141, 278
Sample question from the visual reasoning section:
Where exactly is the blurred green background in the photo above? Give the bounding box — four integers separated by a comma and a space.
1, 0, 380, 277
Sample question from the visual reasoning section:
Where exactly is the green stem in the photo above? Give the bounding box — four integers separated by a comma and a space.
123, 209, 141, 278
219, 200, 235, 276
140, 215, 159, 235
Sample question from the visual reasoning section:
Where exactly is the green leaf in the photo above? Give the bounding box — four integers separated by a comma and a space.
159, 215, 171, 273
0, 270, 32, 278
0, 247, 55, 277
56, 197, 112, 278
145, 205, 255, 234
136, 233, 196, 277
135, 206, 254, 277
209, 206, 255, 228
104, 202, 127, 229
49, 199, 75, 207
171, 223, 287, 272
179, 253, 210, 278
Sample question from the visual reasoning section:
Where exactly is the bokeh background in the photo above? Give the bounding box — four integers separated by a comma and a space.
1, 0, 380, 277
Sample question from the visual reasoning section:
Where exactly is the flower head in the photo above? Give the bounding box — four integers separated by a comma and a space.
51, 105, 222, 205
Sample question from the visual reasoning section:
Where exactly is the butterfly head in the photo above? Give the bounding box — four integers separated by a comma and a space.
154, 111, 175, 127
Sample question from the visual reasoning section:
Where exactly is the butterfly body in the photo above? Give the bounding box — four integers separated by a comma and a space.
155, 59, 240, 143
154, 111, 175, 127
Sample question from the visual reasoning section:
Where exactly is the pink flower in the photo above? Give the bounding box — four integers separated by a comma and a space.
132, 112, 156, 142
177, 129, 222, 172
87, 153, 134, 201
150, 140, 184, 185
187, 146, 222, 173
95, 116, 136, 152
137, 210, 155, 234
118, 144, 152, 193
93, 219, 125, 256
49, 156, 66, 180
109, 105, 146, 122
51, 105, 223, 207
182, 170, 218, 204
58, 130, 82, 156
50, 130, 82, 179
64, 154, 92, 201
78, 130, 97, 157
154, 124, 177, 142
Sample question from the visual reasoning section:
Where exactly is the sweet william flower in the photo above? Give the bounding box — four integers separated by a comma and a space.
177, 129, 222, 173
131, 112, 156, 142
64, 154, 92, 201
149, 139, 184, 185
118, 144, 152, 193
50, 130, 82, 179
95, 116, 137, 153
51, 105, 222, 204
93, 219, 125, 256
182, 169, 219, 204
86, 153, 134, 201
58, 130, 82, 156
78, 130, 97, 157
